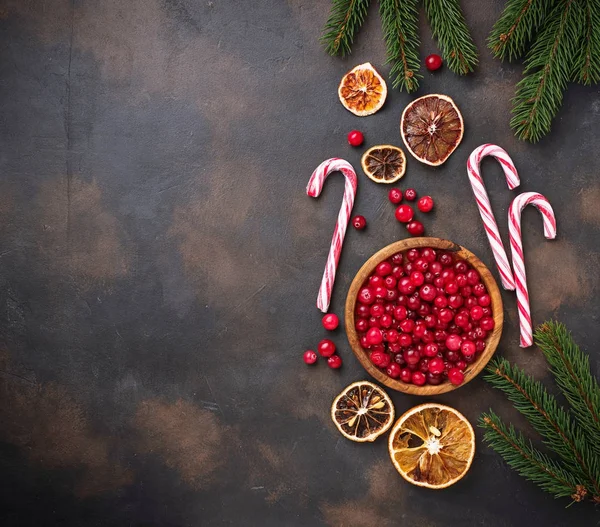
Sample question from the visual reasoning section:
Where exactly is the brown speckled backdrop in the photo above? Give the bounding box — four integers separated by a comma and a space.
0, 1, 599, 526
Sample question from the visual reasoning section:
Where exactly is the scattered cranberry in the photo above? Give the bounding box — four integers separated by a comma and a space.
303, 350, 318, 365
406, 220, 424, 236
322, 313, 339, 331
327, 355, 343, 369
448, 367, 465, 386
352, 215, 366, 230
318, 339, 336, 358
404, 188, 417, 201
417, 196, 434, 213
425, 54, 443, 71
347, 130, 364, 147
388, 188, 403, 204
395, 205, 414, 223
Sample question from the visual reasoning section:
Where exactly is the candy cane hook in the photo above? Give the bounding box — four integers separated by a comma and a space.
508, 192, 557, 348
467, 144, 521, 290
307, 158, 358, 312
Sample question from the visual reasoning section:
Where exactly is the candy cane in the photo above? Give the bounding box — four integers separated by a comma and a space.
467, 144, 521, 291
307, 158, 358, 312
508, 192, 557, 348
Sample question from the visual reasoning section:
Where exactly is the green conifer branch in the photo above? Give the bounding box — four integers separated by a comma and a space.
380, 0, 422, 92
480, 410, 587, 502
573, 0, 600, 85
321, 0, 371, 56
423, 0, 478, 75
510, 0, 583, 142
488, 0, 556, 62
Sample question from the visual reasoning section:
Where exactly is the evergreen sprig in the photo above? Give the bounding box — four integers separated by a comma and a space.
380, 0, 422, 92
321, 0, 371, 57
423, 0, 478, 75
574, 0, 600, 85
479, 321, 600, 505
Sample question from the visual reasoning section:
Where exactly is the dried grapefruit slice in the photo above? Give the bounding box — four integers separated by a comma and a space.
361, 145, 406, 184
388, 403, 475, 489
338, 63, 387, 117
331, 381, 394, 442
400, 94, 464, 166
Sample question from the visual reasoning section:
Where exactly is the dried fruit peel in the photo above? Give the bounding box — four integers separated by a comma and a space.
338, 63, 387, 117
361, 145, 406, 184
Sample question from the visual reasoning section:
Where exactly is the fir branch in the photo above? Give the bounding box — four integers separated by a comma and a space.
535, 322, 600, 456
423, 0, 478, 75
480, 411, 586, 502
573, 0, 600, 85
321, 0, 370, 57
488, 0, 557, 62
510, 0, 584, 142
485, 357, 600, 498
379, 0, 422, 92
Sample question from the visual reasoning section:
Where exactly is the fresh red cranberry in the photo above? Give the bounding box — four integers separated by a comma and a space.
384, 275, 397, 289
435, 331, 449, 344
427, 372, 443, 385
448, 367, 464, 386
455, 360, 467, 371
392, 344, 403, 356
444, 281, 459, 294
465, 296, 478, 309
395, 204, 414, 223
398, 333, 413, 347
433, 277, 445, 288
441, 269, 455, 284
473, 283, 487, 296
360, 335, 369, 348
423, 271, 434, 284
425, 54, 443, 71
404, 188, 417, 201
430, 261, 443, 276
388, 188, 403, 204
423, 343, 439, 357
376, 261, 392, 277
454, 312, 470, 328
356, 304, 370, 318
448, 323, 461, 334
318, 339, 336, 357
413, 323, 426, 338
417, 196, 434, 213
400, 368, 412, 383
369, 275, 384, 287
358, 287, 375, 305
434, 295, 448, 308
478, 294, 491, 307
374, 285, 387, 298
470, 305, 484, 321
328, 355, 342, 369
394, 305, 408, 320
463, 353, 477, 364
391, 253, 403, 265
406, 249, 420, 261
380, 314, 393, 328
460, 286, 473, 298
423, 314, 437, 329
482, 307, 492, 317
419, 284, 437, 302
448, 295, 464, 309
366, 327, 383, 345
454, 261, 468, 274
322, 313, 339, 330
410, 271, 425, 286
414, 259, 429, 273
386, 288, 398, 301
461, 340, 476, 356
476, 340, 486, 352
352, 215, 367, 230
347, 129, 364, 146
446, 334, 462, 351
428, 357, 445, 375
392, 265, 404, 279
419, 358, 430, 373
403, 348, 420, 365
480, 316, 495, 331
370, 304, 384, 317
445, 349, 460, 362
303, 350, 318, 364
355, 318, 368, 332
474, 327, 487, 340
406, 221, 424, 236
368, 316, 380, 328
466, 269, 480, 285
406, 295, 421, 311
438, 308, 453, 324
412, 371, 426, 386
403, 261, 415, 274
420, 248, 435, 262
370, 350, 391, 368
387, 329, 399, 343
455, 272, 468, 287
386, 363, 402, 379
438, 253, 453, 266
398, 277, 415, 295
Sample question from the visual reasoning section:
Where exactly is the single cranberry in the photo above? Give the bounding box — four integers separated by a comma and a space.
446, 334, 462, 351
393, 349, 404, 361
480, 317, 495, 331
403, 262, 415, 274
444, 281, 459, 295
369, 275, 384, 288
387, 329, 399, 343
390, 343, 403, 355
419, 284, 437, 302
424, 271, 434, 284
400, 318, 415, 333
328, 355, 342, 369
398, 277, 416, 295
473, 283, 487, 297
441, 269, 455, 284
412, 371, 426, 386
422, 330, 435, 344
406, 295, 421, 311
470, 305, 484, 321
455, 274, 467, 288
476, 340, 486, 352
408, 271, 424, 287
400, 368, 412, 383
465, 296, 478, 308
391, 253, 403, 265
360, 335, 370, 348
384, 276, 397, 289
448, 295, 464, 309
322, 313, 339, 331
352, 215, 367, 230
445, 349, 460, 362
448, 367, 464, 386
425, 53, 443, 71
461, 340, 476, 356
413, 260, 427, 273
430, 261, 443, 276
406, 220, 424, 236
419, 358, 430, 373
434, 295, 448, 308
318, 339, 336, 357
394, 305, 408, 321
482, 307, 492, 317
466, 269, 480, 285
423, 343, 439, 357
448, 323, 461, 335
474, 327, 487, 340
460, 286, 473, 298
366, 327, 383, 345
438, 253, 453, 266
303, 350, 318, 365
455, 360, 467, 371
397, 295, 408, 307
433, 277, 445, 288
392, 265, 404, 279
395, 204, 414, 223
398, 333, 413, 347
478, 294, 491, 307
463, 353, 477, 364
454, 261, 468, 274
370, 350, 391, 368
347, 129, 364, 146
356, 304, 370, 318
358, 287, 375, 305
374, 285, 387, 298
404, 188, 417, 201
388, 188, 403, 204
420, 248, 435, 262
434, 330, 448, 343
424, 314, 437, 329
386, 288, 398, 301
387, 363, 402, 379
413, 323, 426, 338
454, 312, 470, 328
417, 196, 434, 213
368, 316, 380, 328
355, 318, 368, 332
438, 309, 453, 324
428, 357, 445, 375
370, 304, 384, 317
427, 372, 443, 385
403, 347, 421, 365
406, 248, 420, 262
380, 314, 393, 328
376, 261, 392, 277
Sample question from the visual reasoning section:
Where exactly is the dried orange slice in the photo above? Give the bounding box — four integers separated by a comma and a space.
338, 63, 387, 117
331, 381, 394, 442
361, 145, 406, 184
388, 403, 475, 489
400, 94, 464, 166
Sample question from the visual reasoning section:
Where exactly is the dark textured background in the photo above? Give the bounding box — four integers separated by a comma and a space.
0, 1, 599, 525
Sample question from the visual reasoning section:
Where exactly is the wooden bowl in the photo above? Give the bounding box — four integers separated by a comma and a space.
345, 238, 503, 395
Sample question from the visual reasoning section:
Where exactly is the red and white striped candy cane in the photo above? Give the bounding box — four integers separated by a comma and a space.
467, 144, 521, 290
508, 192, 557, 348
307, 158, 358, 312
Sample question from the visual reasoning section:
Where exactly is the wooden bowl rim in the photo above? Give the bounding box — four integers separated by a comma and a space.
344, 237, 503, 395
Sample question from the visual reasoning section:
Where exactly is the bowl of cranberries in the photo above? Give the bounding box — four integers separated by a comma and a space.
344, 238, 503, 395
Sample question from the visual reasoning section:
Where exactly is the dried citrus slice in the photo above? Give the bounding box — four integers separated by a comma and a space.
338, 63, 387, 117
331, 381, 394, 442
400, 94, 464, 166
388, 403, 475, 489
361, 145, 406, 184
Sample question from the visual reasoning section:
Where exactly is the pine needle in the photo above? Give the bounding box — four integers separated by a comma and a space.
321, 0, 371, 57
573, 0, 600, 85
379, 0, 422, 92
